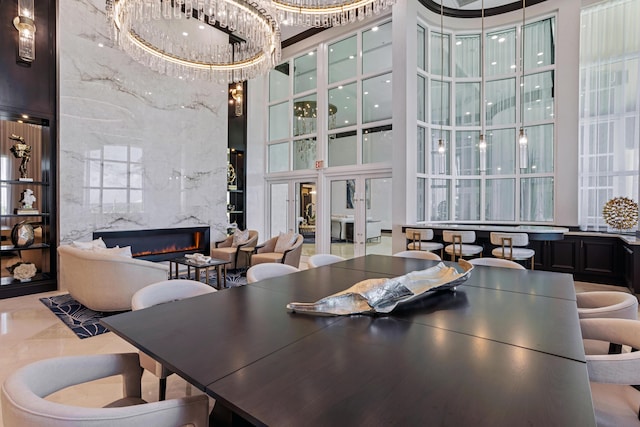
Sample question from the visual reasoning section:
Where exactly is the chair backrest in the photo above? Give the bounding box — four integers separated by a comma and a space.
393, 250, 441, 261
0, 353, 209, 427
247, 263, 299, 284
282, 234, 304, 268
442, 230, 476, 243
308, 254, 345, 268
468, 257, 525, 270
131, 279, 216, 311
405, 228, 434, 241
576, 291, 638, 320
57, 244, 169, 312
490, 232, 529, 247
580, 318, 640, 384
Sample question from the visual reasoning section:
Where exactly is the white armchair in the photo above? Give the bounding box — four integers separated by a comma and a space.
58, 245, 169, 312
1, 353, 209, 427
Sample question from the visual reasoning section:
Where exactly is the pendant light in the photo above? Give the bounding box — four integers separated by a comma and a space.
518, 0, 529, 169
478, 0, 487, 173
437, 0, 446, 174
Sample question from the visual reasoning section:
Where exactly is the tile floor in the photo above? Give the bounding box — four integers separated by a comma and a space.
0, 276, 637, 426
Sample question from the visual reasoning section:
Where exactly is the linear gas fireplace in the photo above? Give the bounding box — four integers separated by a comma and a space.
93, 227, 210, 262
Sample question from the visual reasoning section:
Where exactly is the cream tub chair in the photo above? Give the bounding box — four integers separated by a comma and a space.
57, 245, 169, 312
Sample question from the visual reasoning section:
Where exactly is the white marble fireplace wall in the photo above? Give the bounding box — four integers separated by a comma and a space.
59, 0, 229, 245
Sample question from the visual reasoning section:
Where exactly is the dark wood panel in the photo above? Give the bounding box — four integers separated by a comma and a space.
0, 0, 56, 117
549, 238, 580, 272
580, 237, 619, 276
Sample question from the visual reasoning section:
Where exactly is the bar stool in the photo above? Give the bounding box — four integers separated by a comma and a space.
489, 232, 535, 270
405, 228, 444, 259
443, 230, 483, 262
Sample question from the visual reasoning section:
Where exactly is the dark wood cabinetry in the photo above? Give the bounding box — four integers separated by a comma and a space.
623, 243, 640, 293
0, 118, 57, 298
0, 0, 57, 299
534, 234, 630, 289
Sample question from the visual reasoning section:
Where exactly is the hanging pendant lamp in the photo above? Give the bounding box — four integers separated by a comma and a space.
437, 0, 446, 174
518, 0, 529, 169
478, 0, 487, 173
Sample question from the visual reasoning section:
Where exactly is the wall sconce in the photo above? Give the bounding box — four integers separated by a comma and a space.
230, 83, 243, 117
13, 0, 36, 63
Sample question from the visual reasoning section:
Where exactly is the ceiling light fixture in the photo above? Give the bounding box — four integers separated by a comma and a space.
273, 0, 394, 28
518, 0, 529, 169
107, 0, 281, 83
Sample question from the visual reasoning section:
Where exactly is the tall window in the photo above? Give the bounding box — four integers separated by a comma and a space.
579, 0, 640, 231
266, 21, 393, 174
417, 16, 556, 223
267, 52, 318, 172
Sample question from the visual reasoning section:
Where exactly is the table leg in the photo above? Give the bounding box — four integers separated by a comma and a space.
215, 265, 222, 290
210, 401, 254, 427
205, 267, 210, 286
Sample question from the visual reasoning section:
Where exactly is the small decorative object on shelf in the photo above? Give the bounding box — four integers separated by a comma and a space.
11, 221, 35, 248
15, 188, 39, 214
227, 163, 237, 190
602, 196, 639, 233
9, 134, 33, 181
226, 222, 238, 235
7, 262, 37, 282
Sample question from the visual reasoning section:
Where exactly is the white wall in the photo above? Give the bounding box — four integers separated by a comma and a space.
59, 0, 229, 245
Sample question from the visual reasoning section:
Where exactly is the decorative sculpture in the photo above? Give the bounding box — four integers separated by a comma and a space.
602, 197, 639, 232
9, 134, 32, 181
20, 188, 36, 209
287, 260, 473, 316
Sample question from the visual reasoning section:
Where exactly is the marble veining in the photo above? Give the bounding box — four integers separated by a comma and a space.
59, 0, 229, 247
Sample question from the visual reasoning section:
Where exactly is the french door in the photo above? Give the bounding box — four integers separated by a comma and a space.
328, 175, 391, 258
268, 179, 317, 255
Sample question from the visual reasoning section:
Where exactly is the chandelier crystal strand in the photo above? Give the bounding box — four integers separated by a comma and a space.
272, 0, 395, 28
107, 0, 281, 83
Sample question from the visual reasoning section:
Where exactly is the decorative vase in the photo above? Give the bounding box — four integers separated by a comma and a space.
11, 222, 35, 248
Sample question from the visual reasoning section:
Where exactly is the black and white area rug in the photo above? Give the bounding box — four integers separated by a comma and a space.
39, 293, 122, 339
40, 270, 248, 339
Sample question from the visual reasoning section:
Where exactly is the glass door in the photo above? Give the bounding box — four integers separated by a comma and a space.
268, 180, 317, 257
329, 175, 391, 258
364, 177, 392, 255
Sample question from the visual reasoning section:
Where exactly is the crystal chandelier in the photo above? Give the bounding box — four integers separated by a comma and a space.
273, 0, 395, 27
107, 0, 281, 83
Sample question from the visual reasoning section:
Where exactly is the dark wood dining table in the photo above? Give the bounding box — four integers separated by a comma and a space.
101, 255, 595, 426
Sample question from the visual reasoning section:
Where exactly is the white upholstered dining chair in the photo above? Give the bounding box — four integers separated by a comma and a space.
404, 228, 444, 258
489, 232, 535, 270
443, 230, 483, 262
1, 353, 209, 427
131, 279, 216, 400
468, 257, 525, 270
393, 250, 441, 261
308, 253, 345, 268
246, 263, 299, 284
579, 318, 640, 427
